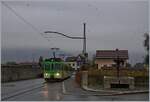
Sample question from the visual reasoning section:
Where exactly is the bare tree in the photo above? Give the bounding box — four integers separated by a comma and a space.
143, 33, 149, 65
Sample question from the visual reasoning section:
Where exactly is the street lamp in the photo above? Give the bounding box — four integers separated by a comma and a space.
51, 47, 59, 59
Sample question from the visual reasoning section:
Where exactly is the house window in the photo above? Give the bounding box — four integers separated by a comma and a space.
96, 64, 98, 68
72, 63, 75, 66
107, 64, 111, 67
77, 62, 80, 66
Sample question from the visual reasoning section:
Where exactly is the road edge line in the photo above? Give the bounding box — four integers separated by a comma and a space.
62, 81, 66, 94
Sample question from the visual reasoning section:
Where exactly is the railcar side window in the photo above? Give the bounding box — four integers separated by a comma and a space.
55, 63, 57, 70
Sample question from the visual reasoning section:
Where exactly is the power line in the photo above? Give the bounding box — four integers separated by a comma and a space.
2, 1, 51, 42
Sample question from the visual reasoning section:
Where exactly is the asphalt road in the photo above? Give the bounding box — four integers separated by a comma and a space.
5, 82, 63, 101
1, 76, 149, 101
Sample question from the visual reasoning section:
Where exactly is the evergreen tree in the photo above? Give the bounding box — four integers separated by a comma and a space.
39, 56, 43, 67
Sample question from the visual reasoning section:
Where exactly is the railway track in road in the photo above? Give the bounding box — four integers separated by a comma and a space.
1, 78, 148, 101
2, 79, 67, 101
1, 82, 46, 101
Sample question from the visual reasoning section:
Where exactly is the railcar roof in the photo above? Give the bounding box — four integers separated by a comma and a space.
44, 58, 63, 62
43, 61, 64, 63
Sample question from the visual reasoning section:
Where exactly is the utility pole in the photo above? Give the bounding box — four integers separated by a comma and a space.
83, 23, 87, 64
83, 23, 86, 55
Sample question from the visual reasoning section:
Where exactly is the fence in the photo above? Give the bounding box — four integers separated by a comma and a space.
75, 68, 149, 88
1, 64, 43, 82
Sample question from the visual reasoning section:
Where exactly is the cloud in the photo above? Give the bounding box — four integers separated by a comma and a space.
2, 1, 148, 53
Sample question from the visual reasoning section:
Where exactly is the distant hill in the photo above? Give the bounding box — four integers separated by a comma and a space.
1, 48, 72, 63
1, 48, 145, 66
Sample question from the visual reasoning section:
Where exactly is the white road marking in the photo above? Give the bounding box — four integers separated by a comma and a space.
62, 81, 66, 94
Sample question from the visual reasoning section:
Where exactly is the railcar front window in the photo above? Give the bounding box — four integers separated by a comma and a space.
51, 63, 53, 70
56, 64, 60, 70
46, 64, 49, 70
53, 63, 56, 70
55, 63, 58, 70
49, 63, 51, 70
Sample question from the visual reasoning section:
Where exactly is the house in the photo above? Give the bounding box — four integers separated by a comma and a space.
65, 56, 78, 70
65, 55, 84, 71
95, 49, 129, 69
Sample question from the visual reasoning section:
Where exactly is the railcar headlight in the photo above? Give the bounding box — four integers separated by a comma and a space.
45, 73, 48, 76
56, 72, 60, 76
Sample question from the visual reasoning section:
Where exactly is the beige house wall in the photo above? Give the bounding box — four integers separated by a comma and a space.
95, 59, 115, 69
95, 59, 127, 69
65, 62, 78, 70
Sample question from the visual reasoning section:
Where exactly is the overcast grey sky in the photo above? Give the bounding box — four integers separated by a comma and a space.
1, 0, 149, 63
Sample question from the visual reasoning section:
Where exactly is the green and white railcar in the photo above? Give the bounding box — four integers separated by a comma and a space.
42, 58, 72, 81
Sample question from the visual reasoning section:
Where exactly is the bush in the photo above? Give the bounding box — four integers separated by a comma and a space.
87, 68, 149, 87
134, 76, 149, 87
6, 61, 17, 65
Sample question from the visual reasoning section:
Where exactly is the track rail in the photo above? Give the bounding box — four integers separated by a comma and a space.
1, 82, 46, 101
2, 77, 71, 100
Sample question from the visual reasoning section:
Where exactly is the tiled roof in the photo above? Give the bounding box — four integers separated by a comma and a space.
65, 54, 85, 62
96, 50, 128, 59
65, 57, 77, 62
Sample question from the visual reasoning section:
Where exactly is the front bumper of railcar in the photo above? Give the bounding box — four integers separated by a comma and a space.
44, 72, 62, 79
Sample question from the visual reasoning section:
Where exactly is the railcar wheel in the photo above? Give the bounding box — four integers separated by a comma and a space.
45, 78, 49, 82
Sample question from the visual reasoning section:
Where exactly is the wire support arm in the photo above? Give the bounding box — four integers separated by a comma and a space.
44, 31, 84, 39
